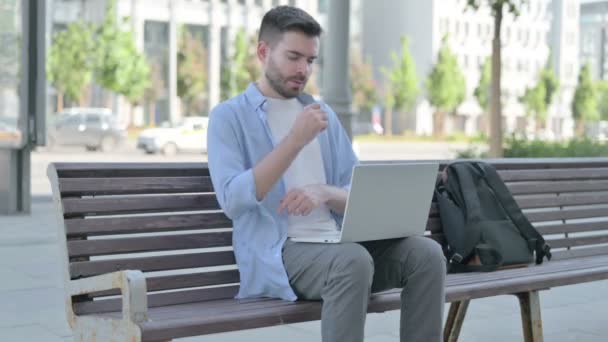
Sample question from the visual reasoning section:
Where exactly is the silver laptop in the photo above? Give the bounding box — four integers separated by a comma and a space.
290, 163, 439, 243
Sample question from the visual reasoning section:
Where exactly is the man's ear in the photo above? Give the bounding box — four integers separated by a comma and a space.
257, 41, 269, 63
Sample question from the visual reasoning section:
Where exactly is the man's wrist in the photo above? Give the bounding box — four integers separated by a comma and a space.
284, 132, 305, 153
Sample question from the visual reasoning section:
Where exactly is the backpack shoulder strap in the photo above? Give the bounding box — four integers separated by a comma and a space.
475, 162, 552, 264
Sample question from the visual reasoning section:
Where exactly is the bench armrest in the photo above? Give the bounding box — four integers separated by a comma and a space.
69, 270, 148, 323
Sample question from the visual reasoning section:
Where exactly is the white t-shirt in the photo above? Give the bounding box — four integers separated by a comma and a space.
265, 97, 339, 237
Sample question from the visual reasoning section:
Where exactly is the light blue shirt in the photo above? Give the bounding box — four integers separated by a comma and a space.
207, 83, 358, 301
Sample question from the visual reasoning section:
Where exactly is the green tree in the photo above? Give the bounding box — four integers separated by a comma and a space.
540, 54, 559, 110
572, 63, 599, 136
95, 0, 150, 113
382, 36, 419, 135
225, 29, 260, 98
520, 80, 547, 135
596, 80, 608, 121
351, 51, 379, 122
178, 28, 208, 116
474, 56, 491, 133
47, 22, 95, 112
467, 0, 527, 157
426, 36, 466, 137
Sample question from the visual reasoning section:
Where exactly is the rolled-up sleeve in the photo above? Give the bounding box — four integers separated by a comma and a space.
207, 104, 261, 220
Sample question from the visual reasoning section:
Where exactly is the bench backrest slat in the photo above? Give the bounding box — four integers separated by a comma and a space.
74, 285, 240, 315
59, 176, 214, 196
507, 180, 608, 195
70, 251, 237, 278
67, 231, 233, 258
62, 194, 221, 216
64, 212, 232, 236
86, 271, 241, 297
48, 159, 608, 315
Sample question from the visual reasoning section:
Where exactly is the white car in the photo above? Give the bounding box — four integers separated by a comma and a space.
137, 117, 208, 155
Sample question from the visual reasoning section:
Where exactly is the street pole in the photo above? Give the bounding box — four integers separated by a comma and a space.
321, 0, 353, 139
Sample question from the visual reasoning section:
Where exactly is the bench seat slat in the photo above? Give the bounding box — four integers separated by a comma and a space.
70, 251, 236, 278
65, 213, 232, 237
67, 232, 233, 258
59, 177, 213, 196
445, 254, 608, 285
62, 194, 221, 216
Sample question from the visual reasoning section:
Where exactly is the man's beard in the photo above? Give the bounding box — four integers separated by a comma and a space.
265, 58, 307, 98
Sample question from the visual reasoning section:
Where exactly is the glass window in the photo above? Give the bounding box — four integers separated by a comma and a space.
85, 114, 102, 125
59, 114, 81, 126
0, 0, 22, 148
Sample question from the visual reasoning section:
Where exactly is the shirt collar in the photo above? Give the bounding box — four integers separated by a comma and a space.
245, 82, 317, 112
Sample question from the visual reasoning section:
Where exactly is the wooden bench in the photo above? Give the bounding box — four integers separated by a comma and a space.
47, 158, 608, 342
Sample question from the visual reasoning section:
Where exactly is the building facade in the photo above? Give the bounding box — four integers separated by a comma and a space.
580, 0, 608, 80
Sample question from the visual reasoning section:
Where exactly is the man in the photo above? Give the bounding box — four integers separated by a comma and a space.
207, 6, 446, 342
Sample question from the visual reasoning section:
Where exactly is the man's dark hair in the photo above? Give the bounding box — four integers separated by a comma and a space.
258, 6, 322, 46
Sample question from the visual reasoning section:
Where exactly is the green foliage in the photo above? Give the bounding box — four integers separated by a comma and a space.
95, 0, 150, 104
456, 146, 488, 159
540, 54, 559, 108
474, 57, 491, 112
572, 63, 599, 123
426, 36, 466, 113
46, 22, 95, 104
382, 36, 419, 113
596, 80, 608, 121
351, 52, 379, 114
223, 29, 260, 99
504, 136, 608, 157
178, 28, 208, 115
520, 81, 546, 122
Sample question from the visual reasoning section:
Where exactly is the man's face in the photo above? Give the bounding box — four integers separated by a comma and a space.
260, 31, 319, 98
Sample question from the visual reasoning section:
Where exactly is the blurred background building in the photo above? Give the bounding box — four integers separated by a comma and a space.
362, 0, 579, 139
45, 0, 601, 140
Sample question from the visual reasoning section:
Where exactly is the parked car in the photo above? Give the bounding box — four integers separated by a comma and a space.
47, 108, 127, 152
137, 116, 208, 155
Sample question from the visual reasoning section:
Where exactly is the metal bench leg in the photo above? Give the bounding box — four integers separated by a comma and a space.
516, 291, 544, 342
443, 300, 470, 342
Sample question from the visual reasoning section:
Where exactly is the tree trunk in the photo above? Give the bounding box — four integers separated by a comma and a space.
384, 106, 393, 136
489, 3, 504, 157
433, 111, 446, 138
148, 101, 156, 127
56, 91, 64, 113
576, 120, 585, 137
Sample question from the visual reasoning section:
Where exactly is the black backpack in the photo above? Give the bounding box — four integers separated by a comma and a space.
435, 161, 552, 273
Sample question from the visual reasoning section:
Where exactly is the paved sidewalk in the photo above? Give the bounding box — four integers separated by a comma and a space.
0, 198, 607, 341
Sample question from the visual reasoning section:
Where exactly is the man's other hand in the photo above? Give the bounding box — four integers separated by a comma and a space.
278, 184, 328, 216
